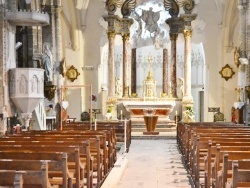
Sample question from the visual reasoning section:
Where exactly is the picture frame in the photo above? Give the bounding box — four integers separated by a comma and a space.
219, 64, 235, 81
66, 65, 80, 82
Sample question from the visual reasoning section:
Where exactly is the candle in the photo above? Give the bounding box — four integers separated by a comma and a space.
160, 92, 162, 97
169, 82, 171, 88
121, 110, 123, 115
94, 119, 97, 130
175, 111, 178, 124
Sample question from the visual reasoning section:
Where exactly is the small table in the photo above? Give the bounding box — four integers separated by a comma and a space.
46, 116, 56, 130
67, 117, 76, 123
143, 115, 159, 135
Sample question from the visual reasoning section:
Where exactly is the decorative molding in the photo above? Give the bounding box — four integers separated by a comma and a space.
66, 65, 80, 82
121, 0, 136, 18
219, 64, 235, 81
6, 10, 49, 26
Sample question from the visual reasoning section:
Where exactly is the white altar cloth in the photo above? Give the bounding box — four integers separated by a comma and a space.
123, 101, 175, 109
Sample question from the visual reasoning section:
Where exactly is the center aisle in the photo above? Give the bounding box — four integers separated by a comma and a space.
113, 139, 193, 188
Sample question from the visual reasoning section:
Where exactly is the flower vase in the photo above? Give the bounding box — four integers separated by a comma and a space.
105, 113, 112, 120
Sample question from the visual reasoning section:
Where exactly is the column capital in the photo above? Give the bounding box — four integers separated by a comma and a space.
107, 31, 116, 40
122, 33, 130, 41
180, 13, 197, 31
170, 33, 178, 41
183, 30, 193, 38
166, 17, 184, 34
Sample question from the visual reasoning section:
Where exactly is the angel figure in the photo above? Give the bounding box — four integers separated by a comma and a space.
141, 7, 160, 36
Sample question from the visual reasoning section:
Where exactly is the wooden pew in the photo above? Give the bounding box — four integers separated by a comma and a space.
181, 126, 250, 187
0, 160, 54, 188
2, 133, 107, 183
12, 130, 113, 174
215, 152, 250, 188
194, 138, 250, 187
0, 151, 73, 188
0, 145, 86, 188
0, 170, 25, 188
0, 140, 93, 188
225, 160, 250, 188
64, 120, 131, 152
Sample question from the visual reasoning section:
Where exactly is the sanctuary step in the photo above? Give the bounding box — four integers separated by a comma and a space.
132, 123, 177, 132
131, 131, 177, 140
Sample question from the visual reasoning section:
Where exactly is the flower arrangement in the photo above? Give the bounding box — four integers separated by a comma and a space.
107, 107, 112, 113
184, 106, 195, 120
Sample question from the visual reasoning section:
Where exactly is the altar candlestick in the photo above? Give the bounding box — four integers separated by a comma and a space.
160, 92, 162, 97
94, 119, 97, 130
120, 110, 123, 120
175, 111, 178, 124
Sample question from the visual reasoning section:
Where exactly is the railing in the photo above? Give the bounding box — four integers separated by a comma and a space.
33, 101, 46, 130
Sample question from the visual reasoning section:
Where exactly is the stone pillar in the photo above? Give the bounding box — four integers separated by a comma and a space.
107, 31, 116, 97
180, 13, 196, 123
183, 30, 193, 101
163, 48, 168, 95
122, 33, 130, 98
237, 2, 247, 124
0, 5, 6, 134
131, 48, 136, 95
170, 33, 178, 98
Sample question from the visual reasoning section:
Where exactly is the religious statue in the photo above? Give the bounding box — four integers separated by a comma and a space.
234, 47, 240, 68
42, 43, 53, 83
177, 77, 184, 99
141, 7, 160, 36
115, 77, 122, 97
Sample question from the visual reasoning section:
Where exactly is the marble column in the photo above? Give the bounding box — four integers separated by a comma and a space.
237, 2, 247, 123
0, 6, 6, 134
170, 33, 178, 98
107, 31, 116, 97
131, 48, 136, 95
183, 30, 193, 102
237, 3, 247, 88
163, 48, 168, 95
122, 33, 130, 98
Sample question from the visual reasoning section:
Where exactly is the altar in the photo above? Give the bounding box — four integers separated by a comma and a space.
122, 100, 175, 125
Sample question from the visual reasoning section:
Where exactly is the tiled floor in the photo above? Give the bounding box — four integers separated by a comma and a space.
102, 135, 194, 188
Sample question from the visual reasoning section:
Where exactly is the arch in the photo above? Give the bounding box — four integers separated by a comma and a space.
222, 0, 239, 52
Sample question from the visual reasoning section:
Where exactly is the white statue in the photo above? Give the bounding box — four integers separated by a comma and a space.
42, 43, 53, 83
177, 77, 184, 99
115, 77, 122, 97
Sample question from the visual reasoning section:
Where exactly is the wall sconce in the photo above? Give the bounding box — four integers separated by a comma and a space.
61, 100, 69, 110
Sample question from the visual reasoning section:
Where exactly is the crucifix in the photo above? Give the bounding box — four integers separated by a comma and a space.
147, 55, 153, 71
